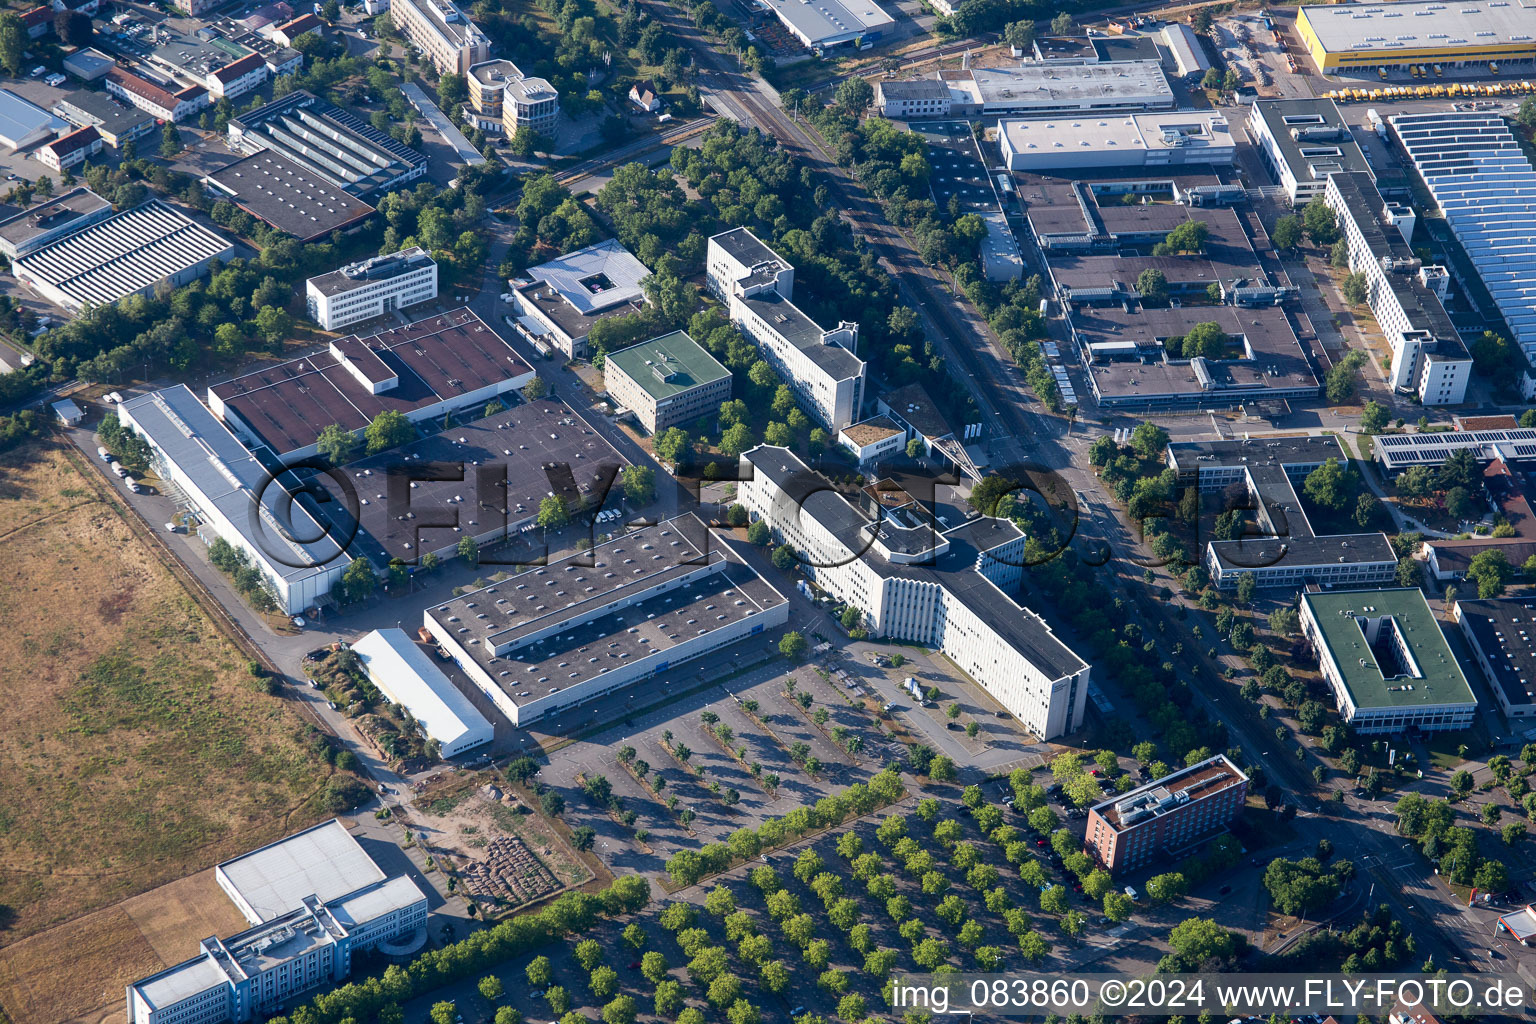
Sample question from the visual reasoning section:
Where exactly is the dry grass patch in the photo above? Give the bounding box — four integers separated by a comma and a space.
0, 439, 337, 1017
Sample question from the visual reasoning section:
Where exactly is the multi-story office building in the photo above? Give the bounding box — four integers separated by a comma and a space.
392, 0, 491, 75
999, 111, 1234, 171
875, 61, 1173, 120
1166, 435, 1397, 590
511, 239, 651, 358
604, 330, 731, 434
105, 66, 210, 122
1084, 755, 1248, 872
467, 59, 559, 136
1324, 171, 1470, 405
36, 125, 101, 172
1246, 98, 1371, 203
127, 822, 427, 1024
739, 446, 1091, 740
305, 247, 438, 330
1300, 588, 1478, 734
706, 228, 865, 432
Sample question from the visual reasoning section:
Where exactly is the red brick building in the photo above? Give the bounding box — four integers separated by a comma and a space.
1084, 754, 1248, 873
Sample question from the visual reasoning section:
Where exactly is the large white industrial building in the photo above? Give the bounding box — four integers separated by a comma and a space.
998, 110, 1234, 170
739, 446, 1091, 740
706, 228, 866, 432
757, 0, 893, 51
129, 821, 427, 1024
12, 200, 236, 314
117, 385, 351, 615
876, 61, 1174, 120
1323, 171, 1470, 405
305, 247, 439, 330
353, 628, 494, 757
1390, 109, 1536, 363
424, 514, 788, 727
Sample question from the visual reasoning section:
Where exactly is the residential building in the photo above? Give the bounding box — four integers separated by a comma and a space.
1296, 0, 1536, 74
391, 0, 491, 75
1246, 98, 1370, 203
305, 247, 438, 330
998, 111, 1235, 171
876, 60, 1173, 119
52, 88, 156, 147
208, 308, 534, 460
1423, 458, 1536, 581
424, 515, 789, 727
353, 628, 494, 756
105, 66, 210, 122
1391, 110, 1536, 362
0, 186, 111, 259
1084, 754, 1248, 872
1324, 171, 1470, 405
629, 80, 661, 113
117, 385, 350, 614
510, 238, 651, 358
1454, 596, 1536, 722
12, 200, 236, 314
271, 12, 321, 46
1166, 435, 1397, 590
128, 822, 427, 1024
1300, 588, 1477, 733
756, 0, 892, 51
208, 52, 269, 100
36, 124, 100, 172
706, 228, 866, 432
228, 91, 427, 199
603, 330, 732, 434
740, 446, 1092, 740
20, 4, 51, 38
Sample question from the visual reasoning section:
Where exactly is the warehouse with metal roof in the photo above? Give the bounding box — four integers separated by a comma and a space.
1297, 0, 1536, 73
353, 628, 494, 756
228, 90, 428, 198
1390, 109, 1536, 362
11, 200, 236, 313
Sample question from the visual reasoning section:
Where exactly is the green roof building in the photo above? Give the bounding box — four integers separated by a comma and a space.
604, 331, 732, 434
1299, 588, 1476, 734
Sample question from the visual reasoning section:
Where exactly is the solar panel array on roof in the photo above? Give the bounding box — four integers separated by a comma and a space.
12, 200, 233, 309
1375, 427, 1536, 470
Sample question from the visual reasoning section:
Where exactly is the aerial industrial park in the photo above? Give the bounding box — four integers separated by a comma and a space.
0, 0, 1535, 1021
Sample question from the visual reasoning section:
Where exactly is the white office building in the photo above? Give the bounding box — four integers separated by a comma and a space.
1246, 98, 1371, 203
129, 822, 427, 1024
306, 248, 438, 330
117, 385, 350, 615
1324, 171, 1470, 405
392, 0, 491, 74
1391, 110, 1536, 362
353, 628, 494, 757
511, 238, 651, 358
876, 61, 1174, 120
740, 446, 1091, 740
706, 228, 866, 432
424, 515, 788, 727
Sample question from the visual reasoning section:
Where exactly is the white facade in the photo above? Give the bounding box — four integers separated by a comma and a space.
118, 386, 349, 614
353, 628, 493, 757
1247, 99, 1370, 203
706, 228, 866, 432
392, 0, 491, 74
1324, 171, 1470, 406
998, 110, 1235, 171
305, 248, 438, 330
739, 446, 1091, 741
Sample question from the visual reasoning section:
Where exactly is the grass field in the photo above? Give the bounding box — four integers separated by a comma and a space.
0, 438, 337, 1024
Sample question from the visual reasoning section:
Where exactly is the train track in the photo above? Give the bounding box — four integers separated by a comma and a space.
554, 116, 718, 188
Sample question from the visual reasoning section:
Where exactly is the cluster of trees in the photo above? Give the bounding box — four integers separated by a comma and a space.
665, 768, 904, 885
1469, 329, 1530, 398
265, 876, 651, 1024
1163, 322, 1230, 361
1324, 349, 1367, 404
0, 408, 37, 454
1394, 792, 1512, 891
1262, 856, 1353, 915
936, 0, 1070, 41
1272, 197, 1340, 251
96, 413, 152, 474
208, 536, 279, 613
1283, 903, 1416, 972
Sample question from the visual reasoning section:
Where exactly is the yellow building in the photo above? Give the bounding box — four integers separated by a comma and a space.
1297, 0, 1536, 74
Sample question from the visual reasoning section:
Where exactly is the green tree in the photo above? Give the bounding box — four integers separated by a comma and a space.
1003, 18, 1035, 50
1271, 214, 1302, 250
1467, 549, 1513, 598
779, 631, 808, 660
160, 121, 183, 159
523, 375, 550, 400
538, 495, 571, 530
0, 13, 25, 76
653, 427, 693, 466
1050, 11, 1073, 33
432, 1002, 458, 1024
480, 976, 505, 1002
457, 535, 480, 567
316, 423, 360, 466
365, 410, 416, 455
620, 465, 655, 505
772, 545, 798, 571
1302, 197, 1339, 245
340, 558, 378, 603
835, 76, 873, 114
1137, 267, 1169, 306
1360, 400, 1389, 434
526, 956, 552, 987
1303, 458, 1354, 511
747, 520, 771, 545
1342, 271, 1368, 305
1130, 421, 1170, 459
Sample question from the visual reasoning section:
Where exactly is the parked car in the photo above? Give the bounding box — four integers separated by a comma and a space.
28, 65, 44, 77
96, 445, 110, 460
1124, 886, 1140, 901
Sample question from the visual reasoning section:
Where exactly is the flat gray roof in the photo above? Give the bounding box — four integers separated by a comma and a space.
205, 151, 375, 242
1251, 98, 1370, 186
217, 819, 385, 922
308, 246, 435, 297
0, 88, 61, 146
525, 239, 649, 316
0, 187, 110, 250
759, 0, 893, 45
1299, 0, 1536, 55
740, 290, 863, 380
